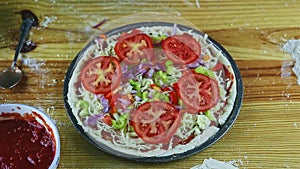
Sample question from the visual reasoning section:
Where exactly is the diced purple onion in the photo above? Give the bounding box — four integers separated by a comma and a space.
187, 58, 205, 68
98, 95, 110, 113
121, 64, 128, 74
134, 95, 141, 101
146, 68, 155, 78
122, 67, 134, 79
135, 68, 147, 76
84, 114, 103, 126
117, 98, 131, 107
92, 18, 107, 29
174, 105, 182, 110
171, 24, 177, 35
156, 62, 166, 72
95, 37, 108, 48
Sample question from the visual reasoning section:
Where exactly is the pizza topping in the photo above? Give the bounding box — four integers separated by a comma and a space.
80, 56, 122, 94
177, 73, 220, 112
162, 34, 201, 64
114, 29, 154, 64
70, 25, 236, 154
131, 101, 181, 144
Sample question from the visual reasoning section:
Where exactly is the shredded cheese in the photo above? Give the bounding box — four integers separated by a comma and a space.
67, 25, 237, 157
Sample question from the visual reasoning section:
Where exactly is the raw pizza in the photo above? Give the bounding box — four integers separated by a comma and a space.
67, 24, 237, 157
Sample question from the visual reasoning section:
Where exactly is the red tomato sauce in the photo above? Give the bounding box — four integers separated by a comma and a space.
0, 113, 55, 169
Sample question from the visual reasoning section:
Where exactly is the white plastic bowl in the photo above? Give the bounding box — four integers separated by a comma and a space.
0, 104, 60, 169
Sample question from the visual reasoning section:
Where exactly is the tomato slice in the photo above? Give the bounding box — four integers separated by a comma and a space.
80, 56, 121, 94
162, 34, 201, 64
162, 87, 179, 105
213, 62, 234, 81
114, 30, 154, 64
131, 101, 181, 144
177, 73, 220, 112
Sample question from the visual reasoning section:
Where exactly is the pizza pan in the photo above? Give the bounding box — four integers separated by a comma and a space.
63, 21, 243, 162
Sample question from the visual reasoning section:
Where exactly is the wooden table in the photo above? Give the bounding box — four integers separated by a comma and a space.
1, 0, 300, 168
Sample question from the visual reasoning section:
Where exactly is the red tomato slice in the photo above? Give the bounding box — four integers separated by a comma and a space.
213, 62, 234, 81
177, 73, 220, 112
114, 30, 154, 64
131, 101, 181, 144
162, 87, 179, 105
80, 56, 121, 94
162, 34, 201, 64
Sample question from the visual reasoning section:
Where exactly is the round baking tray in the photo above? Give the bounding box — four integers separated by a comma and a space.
63, 22, 243, 162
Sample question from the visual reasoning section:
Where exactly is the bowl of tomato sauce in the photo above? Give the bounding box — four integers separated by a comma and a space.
0, 104, 60, 169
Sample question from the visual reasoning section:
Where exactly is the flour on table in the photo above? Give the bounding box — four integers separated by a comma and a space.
282, 40, 300, 84
40, 16, 58, 28
183, 0, 200, 8
22, 57, 46, 71
190, 158, 240, 169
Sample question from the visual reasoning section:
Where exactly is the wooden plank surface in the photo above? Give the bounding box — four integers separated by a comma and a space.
1, 0, 300, 168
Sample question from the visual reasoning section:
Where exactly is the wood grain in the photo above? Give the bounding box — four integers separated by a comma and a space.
1, 0, 300, 168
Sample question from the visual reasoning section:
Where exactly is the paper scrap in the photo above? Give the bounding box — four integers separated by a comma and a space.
190, 158, 239, 169
282, 40, 300, 85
